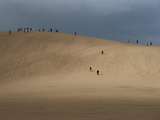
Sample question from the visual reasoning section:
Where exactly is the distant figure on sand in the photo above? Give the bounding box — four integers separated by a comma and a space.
17, 28, 22, 32
97, 70, 100, 75
150, 42, 152, 46
50, 28, 53, 32
136, 40, 139, 44
42, 28, 45, 32
30, 28, 32, 32
89, 66, 92, 71
101, 50, 104, 55
74, 32, 77, 36
9, 30, 12, 35
27, 27, 29, 32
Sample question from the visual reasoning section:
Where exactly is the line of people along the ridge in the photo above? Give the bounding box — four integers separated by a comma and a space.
16, 27, 60, 33
9, 28, 153, 47
128, 39, 153, 46
9, 27, 79, 37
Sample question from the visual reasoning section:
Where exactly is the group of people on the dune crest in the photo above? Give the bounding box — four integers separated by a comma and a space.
136, 39, 153, 46
8, 27, 79, 37
17, 27, 33, 32
16, 27, 59, 33
89, 50, 104, 76
128, 39, 153, 46
8, 27, 61, 35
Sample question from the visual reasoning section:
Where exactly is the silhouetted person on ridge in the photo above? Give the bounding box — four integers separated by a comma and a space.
30, 28, 32, 32
74, 32, 77, 36
136, 40, 139, 44
26, 27, 29, 32
9, 30, 12, 35
42, 28, 45, 32
56, 29, 59, 32
17, 28, 21, 32
50, 28, 53, 32
20, 28, 23, 32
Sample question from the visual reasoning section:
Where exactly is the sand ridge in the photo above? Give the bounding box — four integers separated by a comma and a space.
0, 32, 160, 120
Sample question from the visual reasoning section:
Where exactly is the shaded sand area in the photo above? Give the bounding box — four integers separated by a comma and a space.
0, 32, 160, 119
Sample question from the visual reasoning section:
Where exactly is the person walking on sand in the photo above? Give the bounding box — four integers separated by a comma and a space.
89, 66, 92, 71
101, 50, 104, 55
97, 70, 100, 75
9, 30, 12, 35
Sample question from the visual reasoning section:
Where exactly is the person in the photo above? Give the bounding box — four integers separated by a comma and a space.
27, 27, 29, 32
42, 28, 45, 32
74, 32, 77, 36
17, 28, 21, 32
136, 40, 139, 44
30, 28, 32, 32
50, 28, 53, 32
9, 30, 12, 35
150, 42, 152, 46
56, 29, 59, 32
97, 70, 100, 75
101, 50, 104, 55
89, 66, 92, 71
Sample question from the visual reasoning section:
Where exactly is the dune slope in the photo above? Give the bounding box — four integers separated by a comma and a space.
0, 32, 160, 120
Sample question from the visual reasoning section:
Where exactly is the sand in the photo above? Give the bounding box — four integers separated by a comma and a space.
0, 32, 160, 120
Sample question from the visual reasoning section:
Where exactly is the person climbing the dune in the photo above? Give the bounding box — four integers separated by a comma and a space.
101, 50, 104, 55
97, 70, 100, 75
89, 66, 92, 71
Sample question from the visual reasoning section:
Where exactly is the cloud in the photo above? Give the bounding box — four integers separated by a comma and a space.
0, 0, 160, 43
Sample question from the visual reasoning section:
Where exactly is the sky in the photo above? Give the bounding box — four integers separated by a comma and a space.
0, 0, 160, 44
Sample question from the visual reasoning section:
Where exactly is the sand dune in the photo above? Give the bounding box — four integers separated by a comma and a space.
0, 32, 160, 120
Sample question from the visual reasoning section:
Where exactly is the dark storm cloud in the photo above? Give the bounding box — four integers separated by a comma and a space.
0, 0, 160, 43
